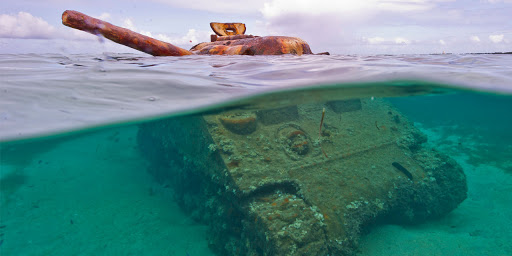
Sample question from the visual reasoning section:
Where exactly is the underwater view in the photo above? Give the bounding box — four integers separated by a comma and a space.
1, 53, 512, 256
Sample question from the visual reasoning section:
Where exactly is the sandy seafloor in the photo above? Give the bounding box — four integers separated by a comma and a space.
359, 124, 512, 256
1, 119, 511, 255
0, 127, 213, 256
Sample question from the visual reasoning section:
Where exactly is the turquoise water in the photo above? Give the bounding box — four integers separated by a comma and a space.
1, 54, 512, 255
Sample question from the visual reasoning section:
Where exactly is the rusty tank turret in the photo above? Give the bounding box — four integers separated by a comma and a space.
62, 10, 324, 56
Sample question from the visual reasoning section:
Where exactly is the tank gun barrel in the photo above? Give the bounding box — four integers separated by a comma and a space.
62, 10, 192, 56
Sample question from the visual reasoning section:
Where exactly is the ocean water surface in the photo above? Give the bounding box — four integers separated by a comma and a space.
1, 53, 511, 255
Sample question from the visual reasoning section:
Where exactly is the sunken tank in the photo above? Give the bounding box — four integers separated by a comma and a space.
137, 98, 467, 255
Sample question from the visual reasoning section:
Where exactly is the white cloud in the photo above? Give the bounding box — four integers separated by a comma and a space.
366, 37, 387, 44
260, 0, 439, 18
121, 18, 209, 47
0, 10, 210, 53
153, 29, 210, 45
470, 35, 481, 42
484, 0, 512, 3
255, 0, 457, 53
123, 18, 138, 32
439, 39, 446, 45
395, 37, 411, 44
0, 12, 56, 39
489, 34, 504, 43
261, 1, 372, 18
96, 13, 111, 21
0, 12, 107, 41
363, 36, 412, 45
150, 0, 262, 13
151, 0, 455, 15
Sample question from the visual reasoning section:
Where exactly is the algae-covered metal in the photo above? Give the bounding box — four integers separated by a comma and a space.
137, 98, 467, 255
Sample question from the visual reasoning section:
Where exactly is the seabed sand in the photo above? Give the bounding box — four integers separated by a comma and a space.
360, 125, 512, 256
0, 127, 214, 256
1, 123, 511, 256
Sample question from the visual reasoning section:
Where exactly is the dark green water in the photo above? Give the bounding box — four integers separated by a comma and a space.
1, 85, 511, 255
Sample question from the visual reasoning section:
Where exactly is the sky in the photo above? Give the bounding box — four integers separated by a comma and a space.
0, 0, 511, 55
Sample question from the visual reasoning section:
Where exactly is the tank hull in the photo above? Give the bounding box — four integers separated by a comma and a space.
137, 99, 467, 255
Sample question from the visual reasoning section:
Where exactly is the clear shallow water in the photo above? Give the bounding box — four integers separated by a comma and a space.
0, 53, 512, 255
1, 53, 512, 141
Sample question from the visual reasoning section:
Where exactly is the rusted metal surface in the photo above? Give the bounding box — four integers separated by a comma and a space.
216, 34, 256, 41
62, 10, 316, 56
210, 22, 246, 36
191, 36, 313, 55
62, 10, 192, 56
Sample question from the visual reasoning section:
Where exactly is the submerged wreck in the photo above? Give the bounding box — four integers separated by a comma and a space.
63, 11, 467, 255
137, 99, 467, 256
